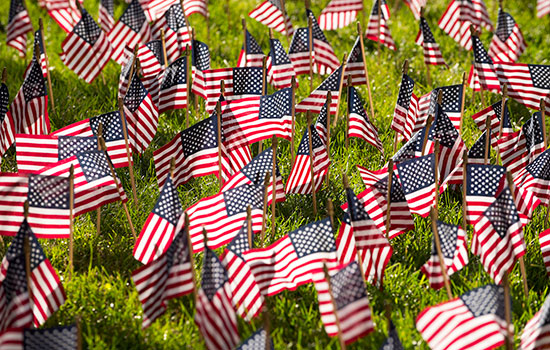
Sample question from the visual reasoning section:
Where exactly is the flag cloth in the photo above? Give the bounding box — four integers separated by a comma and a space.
118, 48, 136, 99
540, 229, 550, 278
59, 8, 113, 83
415, 16, 447, 66
468, 34, 501, 93
182, 0, 208, 17
471, 100, 509, 148
404, 0, 426, 20
392, 73, 418, 141
1, 221, 65, 330
195, 246, 240, 350
396, 154, 436, 218
516, 148, 550, 206
313, 262, 374, 345
306, 9, 341, 74
236, 328, 273, 349
296, 65, 342, 115
7, 0, 33, 58
242, 217, 338, 296
133, 177, 183, 264
379, 322, 405, 349
158, 56, 188, 113
538, 0, 550, 17
417, 84, 464, 133
465, 164, 505, 225
488, 9, 526, 63
249, 0, 293, 36
458, 0, 493, 31
344, 37, 368, 86
438, 0, 473, 50
288, 28, 314, 76
108, 0, 151, 65
132, 228, 194, 328
220, 223, 264, 321
186, 184, 264, 252
421, 221, 469, 290
365, 0, 396, 51
139, 0, 178, 22
0, 82, 15, 158
137, 40, 165, 105
521, 292, 550, 350
348, 87, 383, 154
416, 284, 509, 350
44, 0, 82, 33
0, 324, 78, 350
318, 0, 363, 31
237, 30, 265, 68
151, 3, 190, 64
266, 38, 296, 89
124, 75, 159, 154
98, 0, 115, 33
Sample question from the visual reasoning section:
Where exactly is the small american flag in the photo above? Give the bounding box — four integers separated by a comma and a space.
348, 86, 383, 154
471, 100, 508, 148
466, 164, 505, 225
345, 37, 367, 87
521, 292, 550, 350
195, 246, 240, 350
416, 284, 508, 350
538, 0, 550, 17
31, 30, 48, 78
124, 75, 159, 154
132, 228, 194, 328
421, 221, 469, 290
416, 84, 464, 133
318, 0, 363, 31
108, 0, 151, 65
158, 56, 188, 113
396, 154, 436, 218
438, 0, 473, 50
98, 0, 115, 33
392, 73, 418, 142
489, 9, 526, 63
0, 324, 78, 349
390, 131, 423, 164
523, 111, 546, 162
118, 48, 135, 99
59, 8, 113, 83
151, 3, 191, 64
186, 184, 264, 252
134, 177, 183, 264
313, 262, 374, 344
192, 39, 210, 71
44, 0, 82, 33
249, 0, 293, 36
306, 9, 341, 74
288, 28, 314, 76
296, 65, 342, 115
380, 322, 404, 349
415, 17, 447, 66
139, 0, 178, 22
266, 38, 296, 89
182, 0, 208, 17
236, 328, 273, 349
365, 0, 396, 51
468, 34, 501, 93
138, 40, 165, 77
472, 187, 525, 284
221, 223, 264, 320
458, 0, 493, 32
404, 0, 426, 20
242, 217, 338, 296
516, 149, 550, 206
539, 229, 550, 277
7, 0, 33, 58
237, 30, 265, 68
0, 82, 15, 159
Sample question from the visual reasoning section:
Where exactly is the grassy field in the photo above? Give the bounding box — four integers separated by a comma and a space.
1, 0, 550, 348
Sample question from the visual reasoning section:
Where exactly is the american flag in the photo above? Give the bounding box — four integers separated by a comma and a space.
138, 39, 165, 77
380, 322, 405, 349
336, 187, 392, 286
133, 177, 182, 264
416, 84, 464, 133
348, 86, 383, 154
296, 66, 342, 115
471, 100, 508, 148
472, 187, 525, 284
390, 130, 423, 164
124, 75, 159, 154
242, 217, 338, 296
98, 0, 115, 33
108, 0, 151, 65
0, 82, 15, 159
495, 62, 550, 113
516, 149, 550, 206
222, 88, 292, 151
458, 0, 493, 32
7, 0, 33, 58
404, 0, 426, 20
186, 184, 264, 252
237, 30, 265, 68
153, 114, 231, 189
306, 9, 341, 75
236, 328, 273, 349
313, 262, 374, 344
421, 221, 469, 290
249, 0, 293, 36
438, 0, 473, 50
220, 223, 264, 321
288, 28, 313, 76
266, 38, 296, 89
118, 47, 136, 99
468, 34, 501, 93
466, 164, 505, 225
192, 38, 210, 71
34, 150, 127, 217
182, 0, 208, 17
392, 73, 418, 142
538, 0, 550, 17
139, 0, 178, 22
365, 0, 396, 51
521, 292, 550, 350
539, 229, 550, 278
151, 3, 190, 64
7, 58, 50, 136
344, 37, 368, 87
416, 284, 508, 350
192, 66, 265, 114
523, 111, 546, 162
222, 147, 286, 206
415, 17, 447, 66
195, 246, 240, 350
317, 0, 363, 31
1, 220, 66, 330
396, 154, 436, 218
0, 324, 78, 349
60, 8, 113, 83
132, 228, 194, 328
30, 30, 48, 78
489, 9, 526, 63
158, 56, 187, 113
44, 0, 82, 33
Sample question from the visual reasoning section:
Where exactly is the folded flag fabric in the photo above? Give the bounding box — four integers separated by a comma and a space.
249, 0, 294, 37
118, 48, 136, 99
296, 65, 342, 115
539, 229, 550, 277
306, 9, 341, 74
236, 328, 273, 350
392, 72, 418, 142
396, 154, 436, 218
345, 37, 368, 86
365, 0, 396, 51
158, 56, 188, 114
458, 0, 493, 32
417, 84, 464, 133
471, 100, 509, 148
44, 0, 82, 33
0, 324, 78, 350
266, 38, 296, 89
7, 0, 34, 58
318, 0, 363, 31
489, 9, 526, 63
182, 0, 208, 17
348, 86, 383, 153
98, 0, 115, 33
439, 0, 473, 50
237, 30, 265, 68
0, 82, 15, 159
404, 0, 426, 20
538, 0, 550, 17
139, 0, 178, 22
288, 28, 314, 76
468, 34, 501, 93
465, 164, 505, 225
415, 16, 447, 66
515, 148, 550, 206
522, 292, 550, 350
151, 3, 191, 65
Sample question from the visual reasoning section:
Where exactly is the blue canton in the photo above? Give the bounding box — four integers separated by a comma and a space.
152, 177, 182, 226
288, 218, 335, 258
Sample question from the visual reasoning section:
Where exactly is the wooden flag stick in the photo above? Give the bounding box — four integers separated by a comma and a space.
327, 198, 335, 230
346, 75, 352, 149
430, 207, 453, 299
484, 116, 491, 165
186, 44, 191, 129
39, 18, 55, 112
1, 67, 6, 84
308, 16, 314, 92
434, 140, 440, 211
332, 53, 348, 128
343, 174, 367, 280
99, 138, 137, 240
118, 98, 139, 207
502, 271, 514, 350
459, 72, 467, 135
260, 171, 271, 247
541, 99, 547, 149
377, 0, 381, 56
247, 205, 253, 248
170, 157, 176, 179
323, 263, 347, 350
216, 100, 224, 189
271, 136, 278, 238
160, 29, 168, 68
326, 92, 332, 186
184, 213, 199, 305
385, 160, 394, 239
263, 309, 272, 349
258, 56, 268, 154
127, 45, 139, 86
69, 165, 75, 279
242, 18, 248, 62
24, 234, 34, 312
462, 150, 468, 230
95, 124, 104, 236
394, 60, 409, 154
291, 76, 297, 166
496, 85, 508, 165
421, 115, 433, 156
357, 22, 375, 121
280, 0, 290, 46
307, 112, 317, 216
179, 0, 193, 40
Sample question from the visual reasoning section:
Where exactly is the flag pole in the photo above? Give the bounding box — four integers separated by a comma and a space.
484, 116, 491, 165
291, 76, 297, 165
247, 205, 253, 248
385, 159, 394, 239
420, 115, 433, 156
259, 56, 268, 153
216, 100, 224, 189
325, 92, 332, 187
346, 75, 352, 149
260, 171, 271, 247
242, 18, 248, 66
357, 22, 376, 121
343, 174, 367, 280
459, 72, 467, 135
127, 45, 139, 88
184, 213, 198, 306
263, 308, 272, 349
99, 137, 137, 240
496, 85, 508, 165
23, 203, 34, 308
462, 150, 468, 229
323, 263, 347, 350
332, 53, 348, 128
69, 165, 74, 279
280, 0, 290, 46
307, 111, 317, 217
541, 99, 547, 149
95, 124, 103, 236
430, 207, 453, 299
160, 29, 168, 68
186, 44, 191, 129
39, 18, 55, 112
308, 16, 314, 92
394, 60, 409, 154
434, 140, 440, 211
271, 136, 278, 239
376, 0, 381, 57
118, 98, 139, 207
502, 271, 514, 350
1, 67, 5, 84
191, 28, 200, 120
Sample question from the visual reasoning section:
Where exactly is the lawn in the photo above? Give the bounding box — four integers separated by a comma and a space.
1, 0, 550, 348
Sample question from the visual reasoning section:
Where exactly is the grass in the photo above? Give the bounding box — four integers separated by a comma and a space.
1, 0, 550, 348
